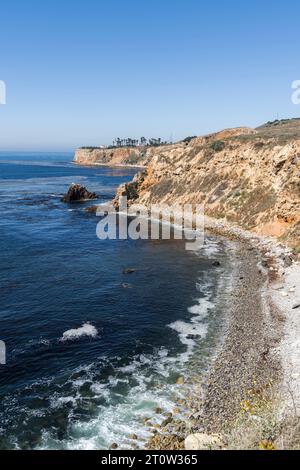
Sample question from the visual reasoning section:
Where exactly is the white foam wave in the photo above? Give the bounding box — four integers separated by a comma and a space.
50, 396, 77, 409
169, 320, 208, 338
168, 320, 208, 363
37, 346, 185, 450
167, 279, 215, 364
200, 238, 221, 256
37, 257, 231, 450
60, 323, 98, 342
38, 338, 51, 346
188, 297, 213, 318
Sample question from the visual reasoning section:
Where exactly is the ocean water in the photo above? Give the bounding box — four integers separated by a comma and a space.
0, 152, 233, 449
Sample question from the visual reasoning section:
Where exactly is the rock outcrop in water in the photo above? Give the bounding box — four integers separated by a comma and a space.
75, 119, 300, 247
61, 183, 98, 203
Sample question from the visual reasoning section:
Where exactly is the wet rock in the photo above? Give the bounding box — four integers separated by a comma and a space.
177, 399, 185, 405
142, 417, 151, 423
61, 183, 98, 203
292, 302, 300, 309
212, 260, 221, 267
129, 433, 138, 440
123, 268, 136, 274
186, 334, 198, 340
110, 442, 118, 449
85, 205, 99, 213
161, 417, 173, 427
155, 407, 163, 414
185, 433, 223, 450
176, 376, 185, 385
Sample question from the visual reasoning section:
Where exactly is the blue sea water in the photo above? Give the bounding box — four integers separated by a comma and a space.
0, 152, 233, 449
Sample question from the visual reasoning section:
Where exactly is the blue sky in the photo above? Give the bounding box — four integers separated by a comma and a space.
0, 0, 300, 150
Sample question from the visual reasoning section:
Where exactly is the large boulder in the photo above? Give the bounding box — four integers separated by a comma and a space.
185, 433, 224, 450
61, 183, 98, 203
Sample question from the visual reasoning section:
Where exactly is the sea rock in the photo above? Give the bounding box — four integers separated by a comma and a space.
85, 205, 99, 213
123, 268, 136, 274
184, 433, 223, 450
110, 442, 118, 449
61, 183, 98, 203
122, 283, 133, 289
292, 302, 300, 310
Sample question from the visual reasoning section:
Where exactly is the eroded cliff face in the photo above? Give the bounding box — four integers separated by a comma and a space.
75, 147, 147, 166
74, 144, 184, 167
112, 125, 300, 247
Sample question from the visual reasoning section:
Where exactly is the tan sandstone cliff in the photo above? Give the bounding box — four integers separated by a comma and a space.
74, 145, 184, 167
75, 120, 300, 247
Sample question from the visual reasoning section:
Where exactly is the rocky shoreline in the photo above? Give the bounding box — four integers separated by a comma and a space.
77, 175, 299, 449
141, 224, 300, 450
74, 119, 300, 449
142, 238, 277, 449
80, 187, 299, 449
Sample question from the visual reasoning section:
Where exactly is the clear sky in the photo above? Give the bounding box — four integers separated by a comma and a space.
0, 0, 300, 150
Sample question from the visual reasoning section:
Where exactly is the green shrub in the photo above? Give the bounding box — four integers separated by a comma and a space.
254, 141, 265, 149
182, 136, 197, 144
210, 140, 225, 152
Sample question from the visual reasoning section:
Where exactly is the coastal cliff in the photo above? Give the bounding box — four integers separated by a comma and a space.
74, 120, 300, 247
113, 122, 300, 248
74, 144, 184, 167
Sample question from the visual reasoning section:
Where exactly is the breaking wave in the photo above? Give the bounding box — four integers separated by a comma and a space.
60, 323, 98, 342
